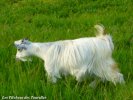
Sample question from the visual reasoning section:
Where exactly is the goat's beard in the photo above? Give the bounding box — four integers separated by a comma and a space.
16, 57, 32, 62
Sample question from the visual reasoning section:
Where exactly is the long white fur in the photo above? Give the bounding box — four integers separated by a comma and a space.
14, 25, 125, 86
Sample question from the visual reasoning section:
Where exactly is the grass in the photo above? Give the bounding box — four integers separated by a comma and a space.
0, 0, 133, 99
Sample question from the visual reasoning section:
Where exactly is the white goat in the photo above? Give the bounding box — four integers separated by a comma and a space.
14, 25, 125, 87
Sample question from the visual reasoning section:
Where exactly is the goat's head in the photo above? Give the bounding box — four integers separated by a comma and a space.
14, 38, 32, 61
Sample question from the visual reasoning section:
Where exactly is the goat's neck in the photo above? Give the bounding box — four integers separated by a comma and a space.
29, 42, 50, 60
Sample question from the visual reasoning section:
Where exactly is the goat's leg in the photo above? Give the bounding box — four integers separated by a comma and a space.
75, 69, 87, 82
92, 60, 125, 85
89, 78, 101, 88
47, 74, 57, 83
44, 63, 60, 83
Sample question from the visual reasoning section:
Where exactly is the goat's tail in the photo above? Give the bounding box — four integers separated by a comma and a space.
94, 24, 106, 36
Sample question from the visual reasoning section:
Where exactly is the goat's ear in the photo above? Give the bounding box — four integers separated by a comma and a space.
24, 38, 29, 40
22, 38, 29, 42
15, 43, 27, 50
18, 46, 27, 51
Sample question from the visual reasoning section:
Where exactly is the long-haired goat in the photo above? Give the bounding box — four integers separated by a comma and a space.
14, 25, 125, 87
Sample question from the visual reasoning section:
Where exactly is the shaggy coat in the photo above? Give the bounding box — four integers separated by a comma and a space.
14, 25, 125, 86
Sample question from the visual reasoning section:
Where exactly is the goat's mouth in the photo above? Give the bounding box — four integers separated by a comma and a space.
16, 57, 32, 62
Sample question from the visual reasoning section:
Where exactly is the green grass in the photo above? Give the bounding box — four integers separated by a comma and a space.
0, 0, 133, 100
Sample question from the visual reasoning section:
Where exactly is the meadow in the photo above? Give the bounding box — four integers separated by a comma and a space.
0, 0, 133, 100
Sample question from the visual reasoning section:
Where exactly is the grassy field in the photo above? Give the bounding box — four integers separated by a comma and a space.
0, 0, 133, 100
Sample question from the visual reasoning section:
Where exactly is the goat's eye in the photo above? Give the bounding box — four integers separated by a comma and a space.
18, 48, 22, 51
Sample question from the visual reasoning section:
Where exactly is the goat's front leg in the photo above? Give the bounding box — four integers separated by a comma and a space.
44, 63, 60, 83
47, 74, 57, 83
89, 78, 101, 88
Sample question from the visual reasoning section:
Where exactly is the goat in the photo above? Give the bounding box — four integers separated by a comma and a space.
14, 25, 125, 87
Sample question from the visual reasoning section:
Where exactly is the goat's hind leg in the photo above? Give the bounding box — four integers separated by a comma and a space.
93, 60, 125, 85
103, 63, 125, 85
